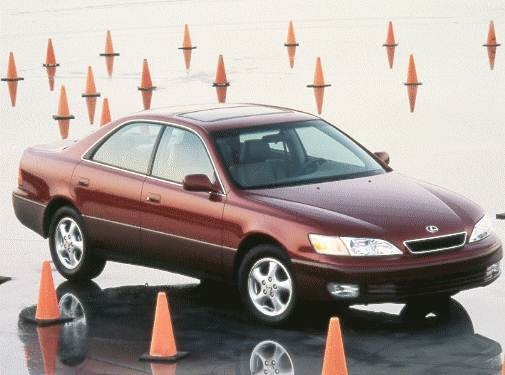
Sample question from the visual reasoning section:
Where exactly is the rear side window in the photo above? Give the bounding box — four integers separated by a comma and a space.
151, 126, 215, 183
92, 122, 162, 174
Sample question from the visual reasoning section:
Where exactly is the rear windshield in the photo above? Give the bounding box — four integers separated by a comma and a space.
212, 120, 385, 189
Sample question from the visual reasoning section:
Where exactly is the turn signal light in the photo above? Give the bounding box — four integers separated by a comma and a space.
18, 169, 23, 187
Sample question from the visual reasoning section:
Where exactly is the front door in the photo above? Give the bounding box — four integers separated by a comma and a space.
140, 125, 226, 278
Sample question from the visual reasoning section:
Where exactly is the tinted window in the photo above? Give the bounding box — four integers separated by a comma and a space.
212, 120, 384, 189
295, 126, 364, 167
151, 126, 215, 183
92, 122, 162, 174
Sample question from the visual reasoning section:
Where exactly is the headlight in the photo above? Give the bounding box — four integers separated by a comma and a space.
309, 234, 402, 256
469, 215, 493, 243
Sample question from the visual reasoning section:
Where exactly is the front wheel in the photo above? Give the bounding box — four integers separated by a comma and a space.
238, 245, 296, 325
49, 206, 106, 281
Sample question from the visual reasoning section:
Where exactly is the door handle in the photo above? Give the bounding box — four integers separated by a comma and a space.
78, 177, 89, 187
146, 193, 161, 203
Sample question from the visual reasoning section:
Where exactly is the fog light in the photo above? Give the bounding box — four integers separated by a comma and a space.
486, 262, 501, 278
327, 283, 360, 299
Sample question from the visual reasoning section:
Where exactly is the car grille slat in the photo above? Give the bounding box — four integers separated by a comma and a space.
404, 232, 467, 253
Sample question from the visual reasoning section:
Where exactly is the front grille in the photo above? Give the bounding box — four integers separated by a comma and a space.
404, 232, 467, 253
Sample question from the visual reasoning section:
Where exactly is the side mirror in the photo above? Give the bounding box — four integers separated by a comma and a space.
374, 151, 390, 165
183, 174, 220, 193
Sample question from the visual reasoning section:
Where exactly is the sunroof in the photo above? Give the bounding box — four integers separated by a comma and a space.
178, 105, 288, 122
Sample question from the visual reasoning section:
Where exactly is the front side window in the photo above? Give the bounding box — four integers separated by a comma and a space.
91, 122, 162, 174
212, 120, 385, 189
151, 126, 215, 183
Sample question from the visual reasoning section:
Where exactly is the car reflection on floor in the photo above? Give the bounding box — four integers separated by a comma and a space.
17, 281, 503, 375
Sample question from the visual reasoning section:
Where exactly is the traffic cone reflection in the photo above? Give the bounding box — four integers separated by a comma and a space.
43, 39, 59, 91
100, 98, 111, 126
382, 21, 398, 69
53, 86, 75, 139
212, 55, 230, 103
151, 363, 178, 375
37, 325, 60, 375
403, 54, 422, 113
138, 59, 156, 110
483, 20, 500, 70
81, 66, 101, 124
1, 52, 24, 107
321, 317, 348, 375
140, 292, 188, 362
178, 24, 196, 71
99, 30, 120, 77
284, 21, 299, 68
306, 57, 331, 114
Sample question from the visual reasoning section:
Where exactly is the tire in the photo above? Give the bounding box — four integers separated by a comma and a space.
49, 206, 106, 281
238, 244, 297, 325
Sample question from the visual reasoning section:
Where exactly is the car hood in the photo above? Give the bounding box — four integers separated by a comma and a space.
245, 172, 483, 241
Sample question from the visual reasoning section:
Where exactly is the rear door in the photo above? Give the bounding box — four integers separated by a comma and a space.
140, 125, 226, 277
72, 122, 163, 258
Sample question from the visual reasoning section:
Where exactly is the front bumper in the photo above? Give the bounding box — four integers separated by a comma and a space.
293, 236, 502, 303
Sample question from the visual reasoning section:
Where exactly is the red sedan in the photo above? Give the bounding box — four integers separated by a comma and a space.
13, 104, 502, 324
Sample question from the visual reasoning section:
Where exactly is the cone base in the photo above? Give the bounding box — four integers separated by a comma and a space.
19, 306, 73, 326
140, 351, 189, 363
496, 213, 505, 220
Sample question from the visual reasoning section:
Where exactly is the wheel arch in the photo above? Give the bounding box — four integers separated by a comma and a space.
43, 196, 79, 238
233, 232, 289, 281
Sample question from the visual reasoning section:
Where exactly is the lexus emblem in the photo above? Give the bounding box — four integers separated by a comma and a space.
426, 225, 439, 234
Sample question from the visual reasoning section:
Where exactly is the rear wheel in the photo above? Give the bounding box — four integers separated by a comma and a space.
238, 244, 296, 325
49, 206, 106, 281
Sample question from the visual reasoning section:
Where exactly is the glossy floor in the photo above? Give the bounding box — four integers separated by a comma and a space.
13, 281, 503, 375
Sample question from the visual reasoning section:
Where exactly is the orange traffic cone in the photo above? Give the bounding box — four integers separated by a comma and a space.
284, 21, 299, 69
37, 325, 60, 375
43, 39, 59, 91
19, 261, 72, 326
99, 30, 120, 77
306, 57, 331, 114
53, 85, 75, 139
382, 21, 398, 69
483, 20, 500, 70
150, 363, 178, 375
403, 54, 422, 113
81, 66, 101, 124
213, 55, 230, 103
140, 292, 188, 362
100, 98, 111, 127
321, 317, 348, 375
1, 52, 24, 107
178, 24, 196, 71
138, 59, 156, 110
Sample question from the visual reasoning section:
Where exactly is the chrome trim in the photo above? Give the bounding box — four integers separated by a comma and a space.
80, 118, 227, 195
142, 226, 236, 250
12, 193, 47, 208
291, 258, 336, 270
82, 214, 236, 251
82, 215, 140, 230
403, 231, 468, 254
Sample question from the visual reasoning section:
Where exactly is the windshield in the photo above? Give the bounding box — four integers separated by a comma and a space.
212, 119, 385, 189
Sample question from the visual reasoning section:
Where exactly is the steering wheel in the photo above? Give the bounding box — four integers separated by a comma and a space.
298, 157, 325, 174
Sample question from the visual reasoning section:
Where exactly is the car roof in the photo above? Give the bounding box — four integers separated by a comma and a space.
143, 103, 318, 132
